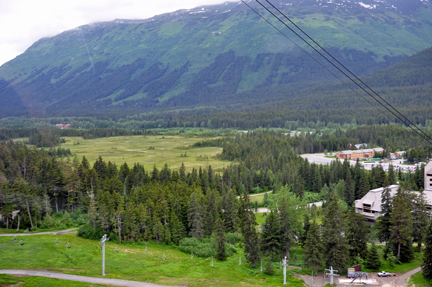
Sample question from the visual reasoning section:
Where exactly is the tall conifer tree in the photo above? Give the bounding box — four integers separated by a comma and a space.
322, 191, 349, 271
376, 184, 392, 243
390, 192, 413, 259
260, 211, 282, 261
240, 190, 260, 267
346, 207, 369, 259
421, 222, 432, 281
215, 217, 227, 261
413, 190, 429, 253
303, 219, 323, 274
188, 192, 204, 240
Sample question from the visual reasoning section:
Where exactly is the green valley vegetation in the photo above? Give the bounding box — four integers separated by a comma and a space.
0, 129, 430, 285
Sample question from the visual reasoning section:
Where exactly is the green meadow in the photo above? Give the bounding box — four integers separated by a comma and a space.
0, 234, 305, 287
59, 135, 228, 171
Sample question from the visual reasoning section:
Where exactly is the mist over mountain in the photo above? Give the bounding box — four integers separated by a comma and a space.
0, 0, 431, 119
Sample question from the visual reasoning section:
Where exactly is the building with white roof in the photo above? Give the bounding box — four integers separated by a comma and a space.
355, 160, 432, 221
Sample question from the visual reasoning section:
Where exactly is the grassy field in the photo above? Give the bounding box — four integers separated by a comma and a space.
0, 274, 106, 287
408, 272, 432, 287
58, 135, 227, 171
0, 234, 305, 287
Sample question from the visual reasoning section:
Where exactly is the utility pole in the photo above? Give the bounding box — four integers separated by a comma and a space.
100, 234, 109, 276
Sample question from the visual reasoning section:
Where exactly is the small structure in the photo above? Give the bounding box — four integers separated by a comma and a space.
354, 143, 367, 149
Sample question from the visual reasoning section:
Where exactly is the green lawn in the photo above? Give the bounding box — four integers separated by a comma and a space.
0, 274, 105, 287
408, 272, 432, 287
58, 135, 228, 171
250, 194, 265, 205
0, 234, 305, 287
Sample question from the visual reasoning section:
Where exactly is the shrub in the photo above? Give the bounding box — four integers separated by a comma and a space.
179, 236, 237, 258
77, 223, 104, 240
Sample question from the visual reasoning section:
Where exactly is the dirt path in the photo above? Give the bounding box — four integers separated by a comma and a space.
0, 270, 177, 287
379, 267, 422, 287
0, 228, 77, 237
299, 267, 422, 287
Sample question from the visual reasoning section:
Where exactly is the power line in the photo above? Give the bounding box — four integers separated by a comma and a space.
262, 0, 432, 144
242, 0, 432, 145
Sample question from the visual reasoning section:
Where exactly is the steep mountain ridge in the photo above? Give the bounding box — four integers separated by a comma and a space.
0, 0, 431, 118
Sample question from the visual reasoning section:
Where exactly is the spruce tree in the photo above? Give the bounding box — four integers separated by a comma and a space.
421, 222, 432, 282
264, 258, 275, 275
388, 164, 396, 185
215, 218, 227, 261
412, 190, 429, 253
356, 171, 370, 200
300, 213, 311, 246
169, 210, 184, 245
260, 211, 282, 261
344, 171, 355, 205
346, 207, 369, 259
204, 189, 219, 237
223, 188, 239, 233
389, 192, 413, 259
240, 190, 260, 268
322, 191, 349, 271
376, 185, 392, 243
303, 220, 323, 274
366, 242, 381, 270
188, 192, 204, 240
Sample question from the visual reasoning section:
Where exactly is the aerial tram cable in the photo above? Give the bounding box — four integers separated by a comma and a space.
240, 0, 396, 129
241, 0, 432, 145
254, 0, 432, 144
261, 0, 432, 144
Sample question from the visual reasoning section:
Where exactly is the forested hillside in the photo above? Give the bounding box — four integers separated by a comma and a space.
1, 131, 429, 276
0, 0, 431, 123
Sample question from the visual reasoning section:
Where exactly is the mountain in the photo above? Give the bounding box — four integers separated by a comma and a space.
0, 0, 431, 119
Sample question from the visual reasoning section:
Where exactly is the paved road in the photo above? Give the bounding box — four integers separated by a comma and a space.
256, 201, 322, 213
0, 228, 77, 237
0, 270, 177, 287
236, 190, 273, 199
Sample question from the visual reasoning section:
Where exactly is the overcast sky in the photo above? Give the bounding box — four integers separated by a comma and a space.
0, 0, 236, 67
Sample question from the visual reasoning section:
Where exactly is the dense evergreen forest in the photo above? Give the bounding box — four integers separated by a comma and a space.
1, 130, 432, 280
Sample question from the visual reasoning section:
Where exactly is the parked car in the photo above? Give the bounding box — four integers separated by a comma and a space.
377, 271, 394, 277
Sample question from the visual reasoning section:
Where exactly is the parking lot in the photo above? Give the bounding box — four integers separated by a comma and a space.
301, 153, 420, 173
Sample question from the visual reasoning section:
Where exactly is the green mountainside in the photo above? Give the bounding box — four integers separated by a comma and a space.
0, 0, 431, 121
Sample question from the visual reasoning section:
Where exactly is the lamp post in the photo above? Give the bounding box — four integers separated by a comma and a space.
100, 234, 109, 276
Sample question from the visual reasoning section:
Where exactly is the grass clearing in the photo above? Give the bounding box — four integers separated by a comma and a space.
59, 135, 228, 171
408, 272, 432, 287
0, 234, 305, 287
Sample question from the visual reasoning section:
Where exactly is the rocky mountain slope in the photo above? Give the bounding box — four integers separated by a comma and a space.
0, 0, 431, 118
